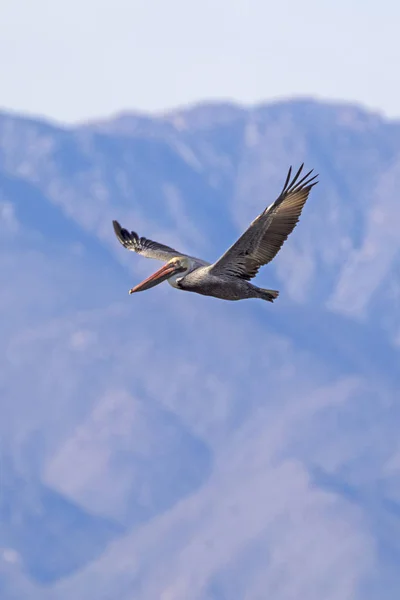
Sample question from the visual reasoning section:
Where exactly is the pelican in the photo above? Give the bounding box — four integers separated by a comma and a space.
112, 164, 318, 303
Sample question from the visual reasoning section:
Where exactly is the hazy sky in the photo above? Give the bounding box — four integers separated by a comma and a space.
1, 0, 399, 123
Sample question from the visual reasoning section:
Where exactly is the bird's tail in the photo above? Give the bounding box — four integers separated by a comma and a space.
258, 288, 279, 302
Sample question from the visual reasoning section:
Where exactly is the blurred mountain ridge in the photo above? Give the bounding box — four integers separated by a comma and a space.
1, 97, 400, 599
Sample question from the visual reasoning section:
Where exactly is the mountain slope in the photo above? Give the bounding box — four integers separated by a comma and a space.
1, 98, 400, 599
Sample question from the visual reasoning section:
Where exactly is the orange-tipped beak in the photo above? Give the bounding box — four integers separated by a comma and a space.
128, 262, 182, 294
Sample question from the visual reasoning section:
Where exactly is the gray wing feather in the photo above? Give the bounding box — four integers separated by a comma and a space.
209, 164, 318, 280
112, 220, 182, 262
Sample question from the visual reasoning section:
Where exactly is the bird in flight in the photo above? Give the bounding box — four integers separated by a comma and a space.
113, 164, 318, 303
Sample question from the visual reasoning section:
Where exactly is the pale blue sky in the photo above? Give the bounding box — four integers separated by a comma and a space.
1, 0, 399, 123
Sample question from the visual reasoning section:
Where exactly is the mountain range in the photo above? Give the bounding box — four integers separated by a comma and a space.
1, 98, 400, 599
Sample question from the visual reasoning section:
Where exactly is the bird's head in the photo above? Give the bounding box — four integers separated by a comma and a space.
128, 256, 190, 294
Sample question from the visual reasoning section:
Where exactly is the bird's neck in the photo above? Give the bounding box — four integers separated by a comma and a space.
167, 258, 194, 288
167, 271, 183, 288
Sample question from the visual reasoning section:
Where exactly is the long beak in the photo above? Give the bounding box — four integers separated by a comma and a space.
128, 262, 181, 294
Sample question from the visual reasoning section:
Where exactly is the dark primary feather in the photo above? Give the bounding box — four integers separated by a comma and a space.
112, 220, 182, 262
209, 164, 318, 281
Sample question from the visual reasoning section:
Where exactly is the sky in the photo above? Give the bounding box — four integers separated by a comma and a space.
1, 0, 400, 123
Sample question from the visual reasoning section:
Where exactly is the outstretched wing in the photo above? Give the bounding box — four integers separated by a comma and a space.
112, 220, 183, 262
209, 164, 318, 280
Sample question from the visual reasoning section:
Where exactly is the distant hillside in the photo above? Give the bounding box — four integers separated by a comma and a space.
1, 99, 400, 600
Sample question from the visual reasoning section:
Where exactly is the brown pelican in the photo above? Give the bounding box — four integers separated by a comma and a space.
113, 164, 318, 302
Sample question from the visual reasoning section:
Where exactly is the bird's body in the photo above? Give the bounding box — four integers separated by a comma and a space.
113, 164, 318, 303
171, 266, 278, 302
